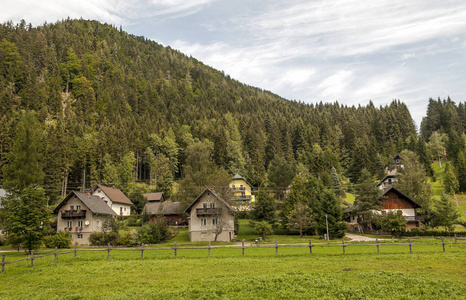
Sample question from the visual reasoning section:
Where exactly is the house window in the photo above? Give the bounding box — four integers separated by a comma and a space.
77, 220, 83, 227
124, 207, 126, 211
210, 203, 215, 208
213, 218, 218, 225
200, 218, 207, 226
97, 220, 100, 228
70, 205, 74, 210
77, 234, 83, 239
120, 207, 123, 213
66, 220, 72, 227
76, 205, 81, 210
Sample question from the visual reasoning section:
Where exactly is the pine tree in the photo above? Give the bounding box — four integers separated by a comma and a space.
456, 150, 466, 192
443, 163, 459, 195
2, 187, 49, 253
353, 168, 382, 231
433, 193, 460, 232
2, 111, 44, 191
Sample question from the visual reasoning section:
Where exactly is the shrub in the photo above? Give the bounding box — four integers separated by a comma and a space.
44, 231, 71, 248
118, 230, 139, 246
89, 231, 119, 246
137, 218, 170, 244
0, 234, 5, 246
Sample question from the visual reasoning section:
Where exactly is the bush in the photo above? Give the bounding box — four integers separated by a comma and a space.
118, 230, 139, 246
137, 218, 171, 244
0, 234, 5, 246
89, 231, 119, 246
126, 215, 142, 227
44, 231, 72, 248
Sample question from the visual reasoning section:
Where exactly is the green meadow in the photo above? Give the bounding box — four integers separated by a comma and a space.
1, 240, 465, 300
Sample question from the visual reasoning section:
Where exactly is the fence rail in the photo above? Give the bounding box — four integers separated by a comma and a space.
2, 238, 465, 275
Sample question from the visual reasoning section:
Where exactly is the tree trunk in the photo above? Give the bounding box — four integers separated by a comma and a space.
262, 232, 266, 241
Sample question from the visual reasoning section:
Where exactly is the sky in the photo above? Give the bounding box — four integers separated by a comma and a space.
2, 0, 466, 127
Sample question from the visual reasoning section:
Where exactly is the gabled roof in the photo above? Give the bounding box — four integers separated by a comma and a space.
53, 191, 117, 215
143, 192, 165, 202
184, 189, 235, 214
144, 201, 181, 215
376, 172, 397, 187
231, 173, 254, 188
95, 185, 133, 205
382, 187, 422, 208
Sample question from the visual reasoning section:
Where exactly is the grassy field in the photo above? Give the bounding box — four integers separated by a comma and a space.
1, 242, 465, 299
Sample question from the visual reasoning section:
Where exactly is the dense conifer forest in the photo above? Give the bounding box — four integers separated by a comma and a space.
0, 19, 463, 208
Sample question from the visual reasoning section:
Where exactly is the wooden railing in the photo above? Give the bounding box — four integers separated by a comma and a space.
2, 236, 465, 275
61, 210, 86, 219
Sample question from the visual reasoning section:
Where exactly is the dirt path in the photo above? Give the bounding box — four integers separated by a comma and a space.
345, 233, 386, 242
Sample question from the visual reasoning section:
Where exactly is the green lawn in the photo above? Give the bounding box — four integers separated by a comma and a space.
344, 192, 355, 204
236, 219, 322, 244
1, 243, 465, 299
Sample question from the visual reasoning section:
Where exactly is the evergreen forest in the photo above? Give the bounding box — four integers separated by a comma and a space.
0, 19, 465, 213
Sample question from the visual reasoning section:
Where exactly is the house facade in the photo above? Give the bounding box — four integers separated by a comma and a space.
92, 185, 133, 216
53, 191, 117, 245
229, 173, 255, 203
185, 189, 236, 242
144, 201, 185, 226
376, 187, 424, 231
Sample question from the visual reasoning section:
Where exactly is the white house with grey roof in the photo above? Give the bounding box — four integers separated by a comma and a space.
185, 189, 236, 242
53, 191, 117, 245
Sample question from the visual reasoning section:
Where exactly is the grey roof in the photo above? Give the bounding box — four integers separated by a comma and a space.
144, 202, 181, 215
185, 189, 236, 214
53, 191, 117, 215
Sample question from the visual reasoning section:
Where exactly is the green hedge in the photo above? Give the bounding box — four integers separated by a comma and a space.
401, 230, 466, 237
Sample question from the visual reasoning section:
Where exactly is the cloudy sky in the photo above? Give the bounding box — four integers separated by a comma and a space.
2, 0, 466, 126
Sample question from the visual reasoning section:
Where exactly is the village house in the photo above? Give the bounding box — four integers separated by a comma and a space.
53, 191, 117, 245
185, 189, 236, 242
143, 192, 165, 202
229, 173, 255, 203
92, 185, 133, 216
346, 186, 424, 231
143, 192, 185, 226
377, 187, 424, 230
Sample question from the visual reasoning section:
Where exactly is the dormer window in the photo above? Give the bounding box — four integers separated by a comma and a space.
70, 206, 74, 210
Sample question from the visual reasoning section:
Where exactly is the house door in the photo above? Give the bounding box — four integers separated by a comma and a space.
229, 232, 231, 242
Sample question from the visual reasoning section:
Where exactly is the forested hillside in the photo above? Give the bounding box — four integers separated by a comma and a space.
0, 19, 426, 204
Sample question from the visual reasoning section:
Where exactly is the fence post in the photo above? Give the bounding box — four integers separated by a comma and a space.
408, 238, 412, 253
376, 238, 379, 254
1, 254, 5, 274
342, 238, 346, 254
74, 243, 77, 259
107, 244, 111, 259
54, 247, 58, 263
141, 243, 144, 259
309, 240, 312, 254
275, 240, 278, 255
174, 242, 177, 257
208, 241, 211, 257
442, 237, 445, 252
242, 240, 245, 256
30, 251, 34, 268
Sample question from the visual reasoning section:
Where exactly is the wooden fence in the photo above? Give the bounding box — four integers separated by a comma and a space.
2, 237, 466, 275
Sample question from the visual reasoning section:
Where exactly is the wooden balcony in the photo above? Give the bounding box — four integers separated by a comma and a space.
405, 216, 425, 222
61, 210, 87, 219
196, 208, 222, 216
